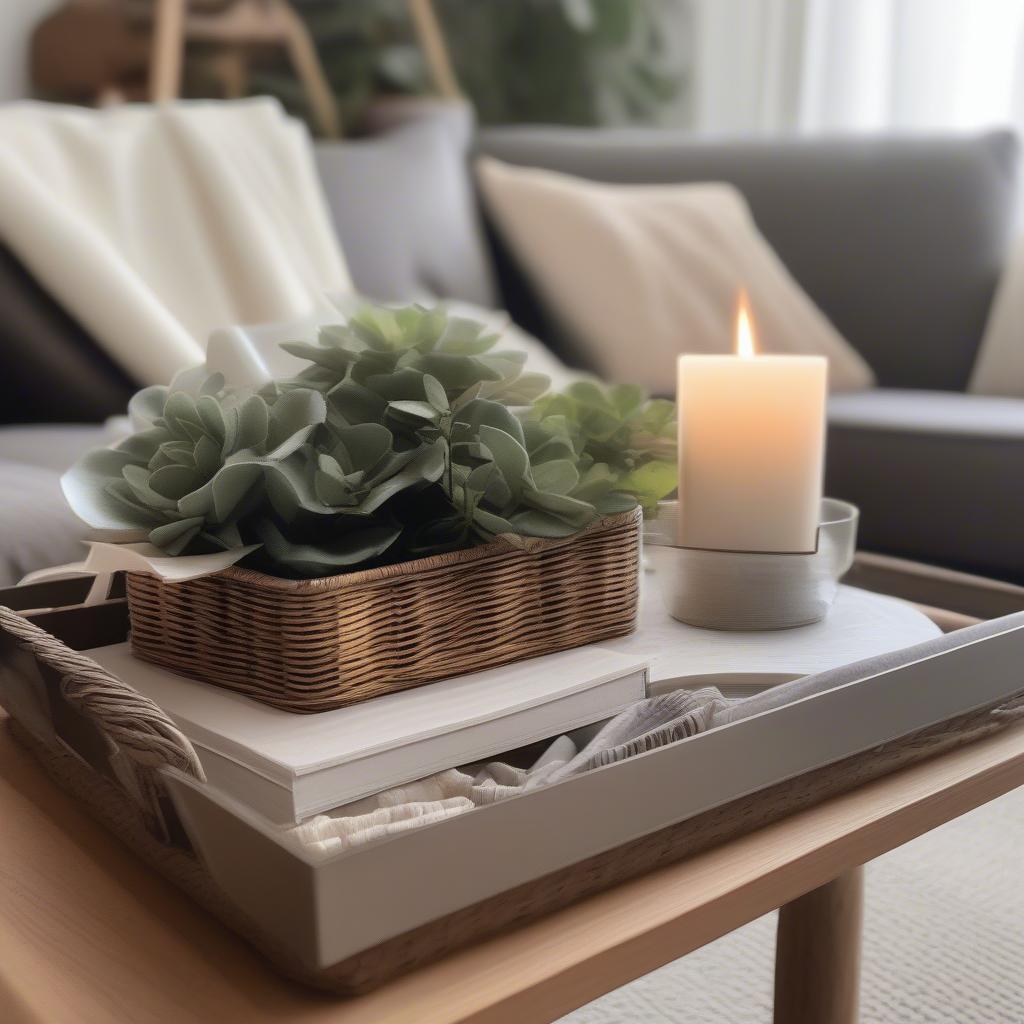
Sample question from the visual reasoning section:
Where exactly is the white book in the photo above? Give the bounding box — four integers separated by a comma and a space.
85, 643, 650, 824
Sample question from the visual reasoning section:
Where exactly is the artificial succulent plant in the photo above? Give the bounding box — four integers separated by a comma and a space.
64, 303, 677, 578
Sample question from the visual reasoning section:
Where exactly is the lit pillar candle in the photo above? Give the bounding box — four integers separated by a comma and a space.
676, 294, 827, 553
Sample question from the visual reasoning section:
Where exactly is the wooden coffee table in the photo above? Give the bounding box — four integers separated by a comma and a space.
2, 554, 1023, 1024
2, 717, 1023, 1024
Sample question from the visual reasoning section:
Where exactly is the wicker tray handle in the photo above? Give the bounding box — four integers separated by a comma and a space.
0, 606, 205, 782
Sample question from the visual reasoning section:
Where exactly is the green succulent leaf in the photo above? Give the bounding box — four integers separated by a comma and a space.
127, 385, 168, 430
452, 398, 526, 447
266, 389, 327, 455
617, 460, 678, 512
477, 425, 530, 501
63, 448, 162, 531
327, 378, 389, 428
423, 374, 450, 413
522, 486, 596, 528
254, 518, 402, 577
595, 491, 640, 515
122, 463, 178, 511
263, 455, 321, 521
386, 400, 443, 429
570, 462, 618, 503
507, 509, 582, 538
149, 516, 206, 555
334, 423, 393, 470
527, 378, 675, 516
470, 506, 517, 536
234, 395, 271, 451
280, 338, 358, 374
285, 300, 551, 417
479, 371, 552, 406
530, 459, 579, 496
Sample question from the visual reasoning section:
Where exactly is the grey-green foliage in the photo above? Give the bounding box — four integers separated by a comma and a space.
253, 422, 447, 574
445, 395, 637, 543
528, 381, 678, 515
281, 303, 550, 427
64, 303, 667, 579
63, 367, 328, 557
63, 363, 442, 576
282, 302, 643, 554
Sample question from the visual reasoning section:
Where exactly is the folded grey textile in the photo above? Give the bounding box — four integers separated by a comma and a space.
533, 687, 736, 788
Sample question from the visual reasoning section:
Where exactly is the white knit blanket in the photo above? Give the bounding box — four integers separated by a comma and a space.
0, 98, 350, 386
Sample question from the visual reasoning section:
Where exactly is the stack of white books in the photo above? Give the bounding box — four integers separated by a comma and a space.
86, 643, 650, 823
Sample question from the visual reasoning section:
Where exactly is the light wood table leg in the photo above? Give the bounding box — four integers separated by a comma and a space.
150, 0, 187, 101
773, 866, 864, 1024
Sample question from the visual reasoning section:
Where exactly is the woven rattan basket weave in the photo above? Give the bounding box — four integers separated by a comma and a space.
124, 508, 642, 713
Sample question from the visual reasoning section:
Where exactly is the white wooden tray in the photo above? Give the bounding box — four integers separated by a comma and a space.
160, 584, 1021, 971
600, 579, 941, 695
2, 570, 1022, 992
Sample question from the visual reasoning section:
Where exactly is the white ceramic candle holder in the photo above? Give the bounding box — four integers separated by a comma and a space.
645, 498, 859, 630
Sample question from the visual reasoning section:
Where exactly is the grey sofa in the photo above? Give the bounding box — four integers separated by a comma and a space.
471, 128, 1024, 581
0, 111, 1021, 584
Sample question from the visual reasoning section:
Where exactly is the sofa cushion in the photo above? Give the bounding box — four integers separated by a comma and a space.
826, 389, 1024, 580
315, 110, 496, 307
0, 423, 124, 587
0, 421, 126, 474
0, 460, 93, 588
478, 129, 1019, 392
476, 156, 874, 393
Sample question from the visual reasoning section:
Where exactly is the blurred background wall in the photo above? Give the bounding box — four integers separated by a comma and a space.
1, 0, 61, 101
693, 0, 1024, 135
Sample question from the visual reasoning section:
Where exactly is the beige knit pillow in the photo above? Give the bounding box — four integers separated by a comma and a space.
476, 157, 875, 393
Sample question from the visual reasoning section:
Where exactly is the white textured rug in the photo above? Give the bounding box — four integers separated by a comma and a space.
562, 785, 1024, 1023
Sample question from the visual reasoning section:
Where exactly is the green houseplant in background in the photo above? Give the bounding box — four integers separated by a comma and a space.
248, 0, 690, 133
437, 0, 689, 127
64, 303, 677, 578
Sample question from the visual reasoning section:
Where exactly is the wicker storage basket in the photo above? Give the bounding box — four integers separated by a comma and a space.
124, 508, 642, 713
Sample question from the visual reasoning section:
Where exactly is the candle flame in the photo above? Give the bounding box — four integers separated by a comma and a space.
735, 290, 757, 359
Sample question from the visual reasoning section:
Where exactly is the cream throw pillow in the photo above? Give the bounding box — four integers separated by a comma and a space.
476, 157, 875, 394
969, 231, 1024, 396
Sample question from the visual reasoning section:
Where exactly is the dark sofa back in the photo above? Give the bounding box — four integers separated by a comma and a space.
0, 242, 135, 424
477, 128, 1019, 391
